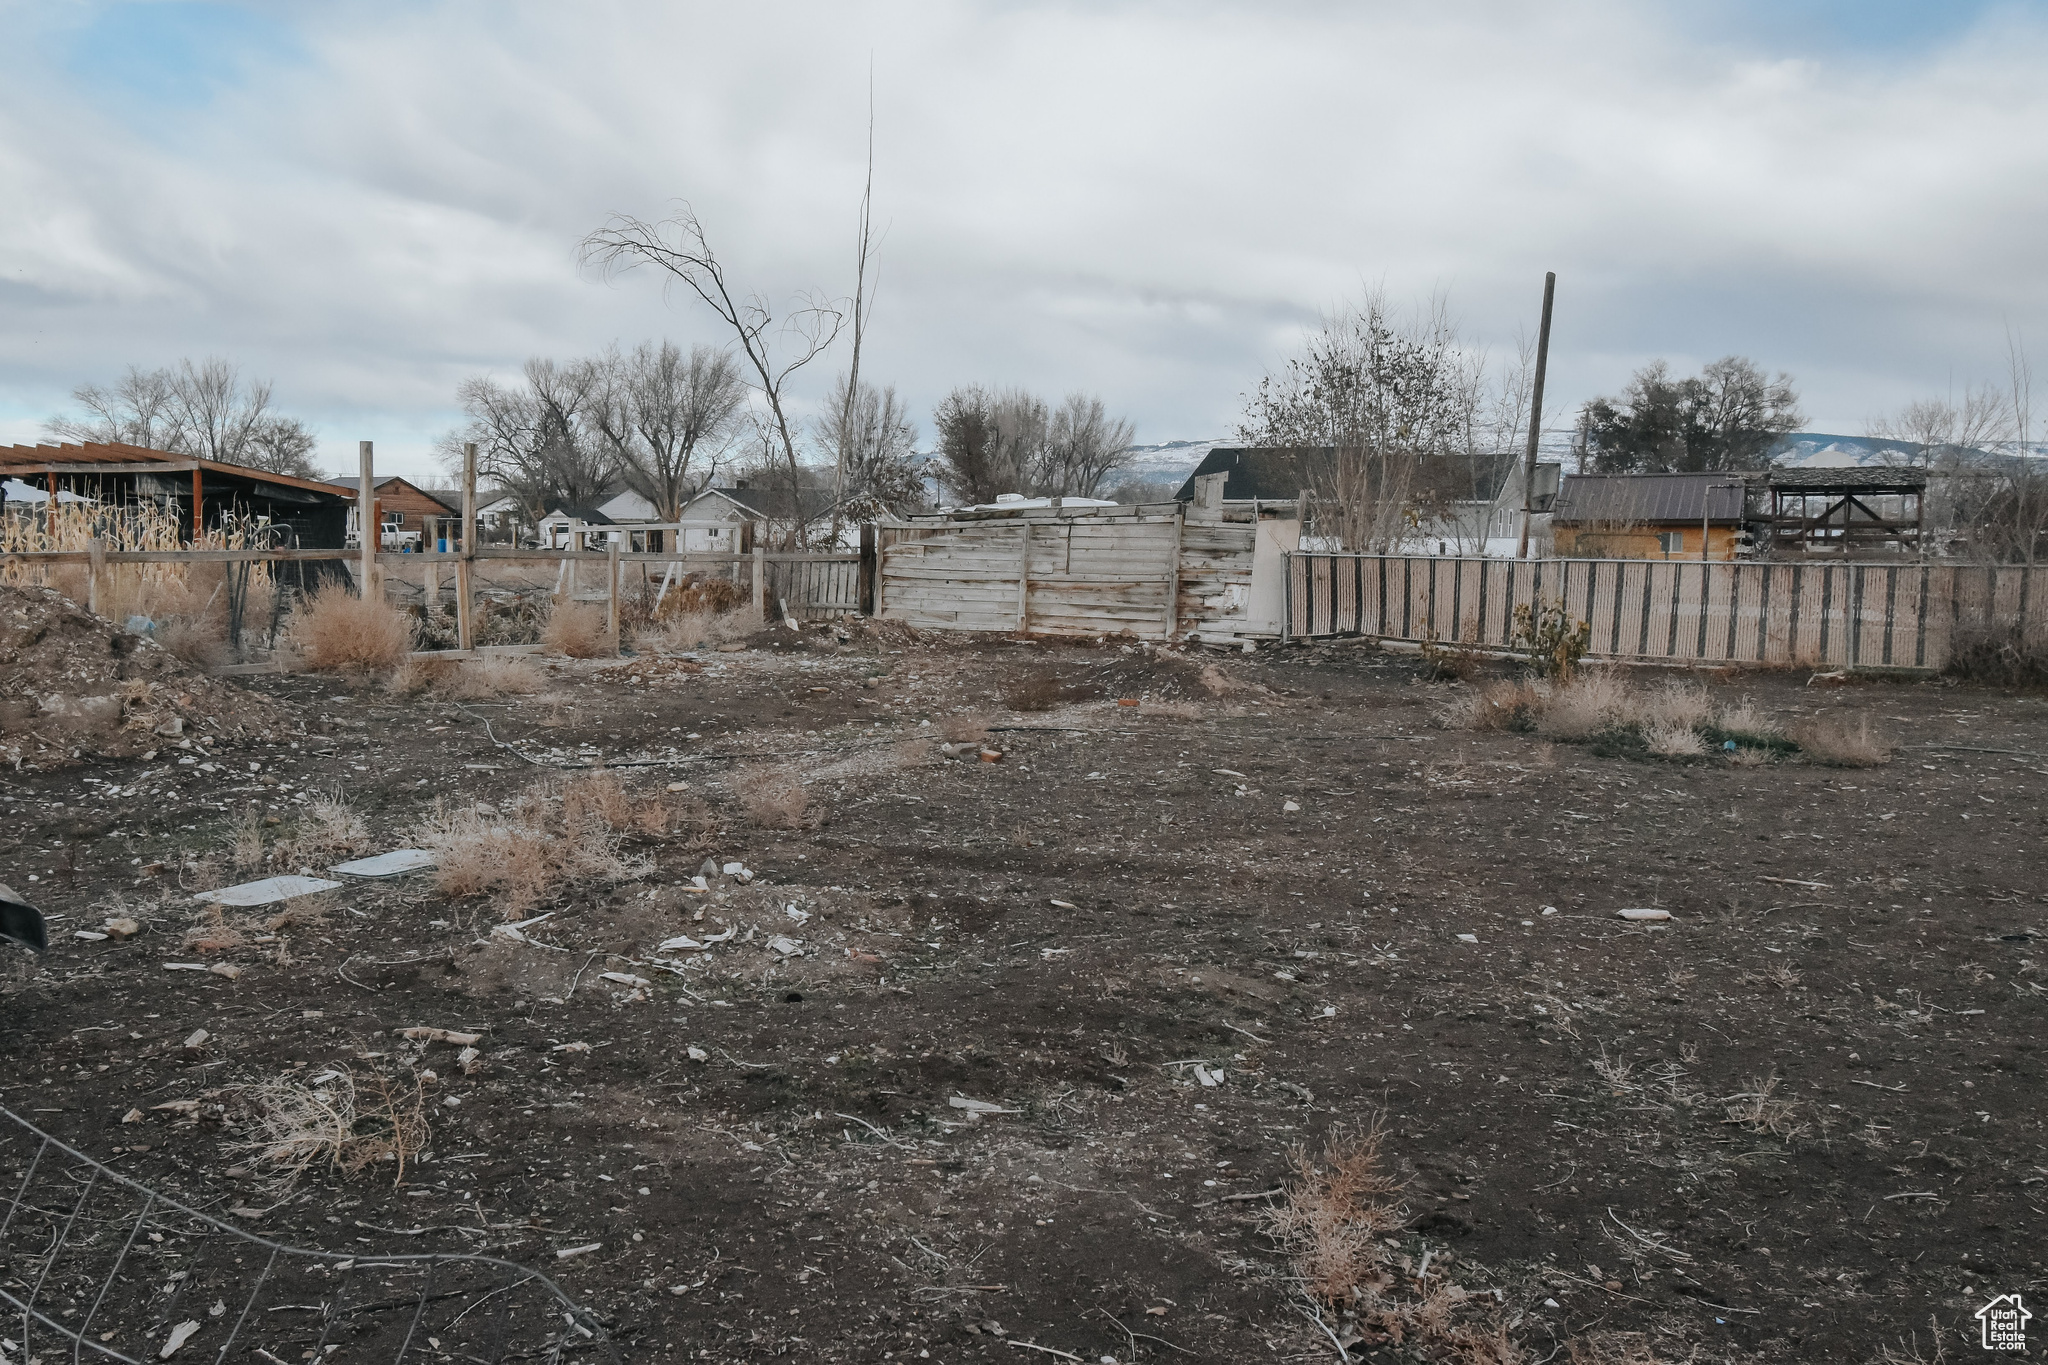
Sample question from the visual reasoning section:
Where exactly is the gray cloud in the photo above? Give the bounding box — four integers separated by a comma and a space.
2, 0, 2044, 479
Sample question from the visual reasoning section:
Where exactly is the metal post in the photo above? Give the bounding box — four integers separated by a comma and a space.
356, 442, 376, 598
858, 521, 877, 615
1517, 271, 1557, 560
457, 442, 477, 651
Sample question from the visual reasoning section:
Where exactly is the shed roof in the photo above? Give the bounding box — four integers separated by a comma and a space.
1763, 465, 1928, 492
1172, 446, 1327, 502
1551, 473, 1749, 525
0, 442, 354, 501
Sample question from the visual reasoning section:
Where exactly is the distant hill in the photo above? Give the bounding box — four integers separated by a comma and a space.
1770, 432, 2048, 468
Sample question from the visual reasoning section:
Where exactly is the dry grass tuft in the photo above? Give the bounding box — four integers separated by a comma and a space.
230, 808, 266, 871
390, 654, 543, 699
1267, 1118, 1408, 1308
541, 601, 610, 658
1714, 699, 1781, 741
1456, 680, 1541, 732
182, 904, 246, 953
1631, 681, 1712, 731
410, 780, 653, 915
1793, 712, 1892, 767
232, 1067, 429, 1189
1723, 1070, 1809, 1140
736, 764, 811, 830
641, 604, 761, 653
285, 586, 415, 673
272, 789, 371, 870
1535, 671, 1632, 740
1641, 717, 1708, 758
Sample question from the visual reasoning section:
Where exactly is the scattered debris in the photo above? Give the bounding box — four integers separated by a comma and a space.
195, 876, 343, 908
159, 1319, 202, 1358
400, 1027, 483, 1045
948, 1095, 1023, 1115
1617, 908, 1672, 922
331, 849, 438, 878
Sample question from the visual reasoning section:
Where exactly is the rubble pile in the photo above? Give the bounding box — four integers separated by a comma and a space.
0, 584, 290, 770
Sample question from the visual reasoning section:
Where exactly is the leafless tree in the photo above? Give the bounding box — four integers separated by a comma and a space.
932, 386, 1134, 504
443, 358, 618, 522
818, 372, 922, 513
48, 358, 322, 479
1236, 293, 1474, 552
580, 207, 844, 548
1867, 385, 2006, 466
588, 341, 746, 521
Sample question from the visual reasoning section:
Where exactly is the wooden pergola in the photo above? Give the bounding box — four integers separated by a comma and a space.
1762, 467, 1927, 554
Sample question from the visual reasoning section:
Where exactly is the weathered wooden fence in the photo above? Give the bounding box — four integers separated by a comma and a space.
1286, 554, 2048, 670
876, 506, 1263, 640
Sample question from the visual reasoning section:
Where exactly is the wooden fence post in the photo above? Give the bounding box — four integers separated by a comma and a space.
1016, 523, 1031, 634
423, 515, 440, 608
858, 522, 877, 615
1163, 505, 1183, 640
753, 538, 768, 620
356, 442, 376, 599
607, 536, 622, 655
456, 442, 476, 651
87, 537, 105, 616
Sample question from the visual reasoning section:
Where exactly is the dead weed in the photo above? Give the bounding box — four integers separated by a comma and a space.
231, 1067, 430, 1189
410, 779, 654, 915
284, 586, 415, 673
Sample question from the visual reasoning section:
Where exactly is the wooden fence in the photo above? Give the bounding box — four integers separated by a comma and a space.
1285, 553, 2048, 671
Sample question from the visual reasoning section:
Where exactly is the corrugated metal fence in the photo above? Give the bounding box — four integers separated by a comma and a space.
1286, 554, 2048, 670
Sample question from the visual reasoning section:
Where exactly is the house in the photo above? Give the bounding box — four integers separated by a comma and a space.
535, 504, 617, 550
1173, 446, 1325, 506
1549, 472, 1750, 560
329, 475, 458, 548
0, 441, 354, 547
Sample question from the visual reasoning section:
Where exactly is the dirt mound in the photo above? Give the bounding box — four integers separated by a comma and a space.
0, 584, 291, 770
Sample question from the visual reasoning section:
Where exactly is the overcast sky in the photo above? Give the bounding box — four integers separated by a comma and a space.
3, 0, 2045, 481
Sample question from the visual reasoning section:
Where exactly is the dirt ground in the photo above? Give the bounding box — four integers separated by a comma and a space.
3, 621, 2044, 1364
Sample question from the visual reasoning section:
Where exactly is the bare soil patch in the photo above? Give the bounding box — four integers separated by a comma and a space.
2, 623, 2043, 1363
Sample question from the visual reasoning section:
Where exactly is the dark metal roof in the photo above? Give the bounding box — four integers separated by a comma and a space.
1551, 473, 1749, 525
1763, 465, 1928, 491
1173, 447, 1328, 502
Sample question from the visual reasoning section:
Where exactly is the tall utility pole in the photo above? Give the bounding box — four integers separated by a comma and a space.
1517, 272, 1557, 560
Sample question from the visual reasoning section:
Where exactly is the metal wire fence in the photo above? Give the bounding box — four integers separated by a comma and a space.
0, 1105, 619, 1364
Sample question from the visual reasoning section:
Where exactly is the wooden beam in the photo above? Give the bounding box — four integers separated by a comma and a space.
457, 441, 476, 651
357, 441, 376, 599
192, 467, 202, 539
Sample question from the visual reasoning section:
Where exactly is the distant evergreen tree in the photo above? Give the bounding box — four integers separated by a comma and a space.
1578, 357, 1803, 473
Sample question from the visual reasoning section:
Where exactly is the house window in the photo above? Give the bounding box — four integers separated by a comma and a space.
1657, 531, 1683, 554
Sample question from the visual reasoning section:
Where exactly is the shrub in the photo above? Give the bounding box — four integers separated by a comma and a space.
1511, 601, 1591, 679
285, 585, 415, 672
1462, 679, 1541, 732
541, 601, 610, 657
736, 764, 810, 829
273, 789, 371, 869
640, 604, 760, 653
1535, 670, 1632, 740
1417, 634, 1481, 682
1946, 624, 2048, 687
1642, 717, 1708, 758
410, 780, 652, 915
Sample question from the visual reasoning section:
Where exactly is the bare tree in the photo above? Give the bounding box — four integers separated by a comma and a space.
443, 358, 618, 522
589, 341, 746, 521
932, 385, 1133, 504
581, 207, 843, 548
48, 357, 321, 478
819, 372, 922, 513
1867, 385, 2006, 466
1236, 293, 1471, 552
1042, 394, 1135, 498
